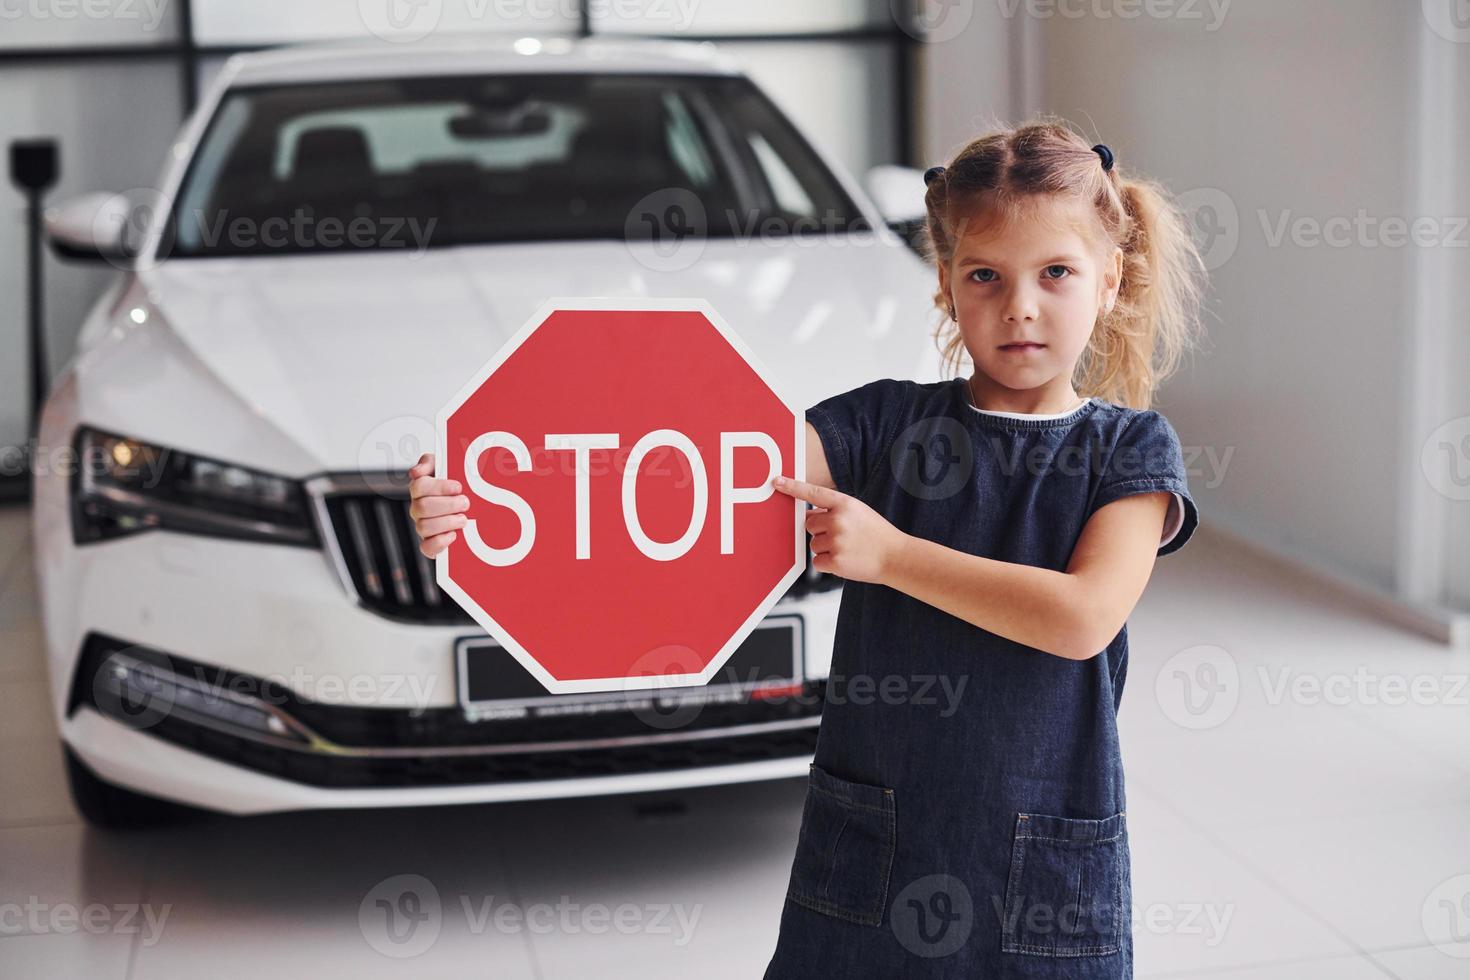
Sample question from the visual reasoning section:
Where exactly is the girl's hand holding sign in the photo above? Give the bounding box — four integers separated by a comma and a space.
770, 475, 906, 586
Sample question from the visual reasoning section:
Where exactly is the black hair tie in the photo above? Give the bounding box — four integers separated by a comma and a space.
1092, 143, 1115, 172
924, 165, 946, 186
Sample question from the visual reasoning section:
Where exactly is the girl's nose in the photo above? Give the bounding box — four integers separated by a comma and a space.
1002, 287, 1040, 323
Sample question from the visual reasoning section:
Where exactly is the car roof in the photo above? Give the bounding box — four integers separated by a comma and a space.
221, 34, 745, 88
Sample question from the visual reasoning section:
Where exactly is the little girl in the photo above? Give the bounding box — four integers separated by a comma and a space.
407, 117, 1206, 979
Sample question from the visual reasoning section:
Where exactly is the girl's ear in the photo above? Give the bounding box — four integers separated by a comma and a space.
1102, 246, 1123, 306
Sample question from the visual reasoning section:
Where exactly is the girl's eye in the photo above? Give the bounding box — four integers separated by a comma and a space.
968, 266, 1073, 284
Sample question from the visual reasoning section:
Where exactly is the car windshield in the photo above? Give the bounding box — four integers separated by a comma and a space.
162, 72, 870, 257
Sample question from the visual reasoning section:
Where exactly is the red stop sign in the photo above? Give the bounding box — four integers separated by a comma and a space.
435, 298, 805, 694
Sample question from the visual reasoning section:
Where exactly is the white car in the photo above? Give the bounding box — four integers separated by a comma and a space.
33, 34, 938, 827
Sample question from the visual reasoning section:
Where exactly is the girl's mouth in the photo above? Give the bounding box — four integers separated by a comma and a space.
999, 343, 1046, 352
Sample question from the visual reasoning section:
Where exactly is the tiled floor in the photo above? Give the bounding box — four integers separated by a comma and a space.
3, 502, 1468, 979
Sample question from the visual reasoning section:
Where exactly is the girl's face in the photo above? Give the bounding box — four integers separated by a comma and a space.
938, 194, 1122, 407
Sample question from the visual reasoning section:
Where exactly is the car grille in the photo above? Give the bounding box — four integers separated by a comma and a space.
314, 482, 842, 623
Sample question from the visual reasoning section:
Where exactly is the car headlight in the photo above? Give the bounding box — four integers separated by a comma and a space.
71, 426, 318, 547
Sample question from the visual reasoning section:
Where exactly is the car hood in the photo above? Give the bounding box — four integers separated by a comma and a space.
77, 235, 943, 475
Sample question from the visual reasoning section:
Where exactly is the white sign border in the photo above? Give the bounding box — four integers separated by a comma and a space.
435, 296, 807, 695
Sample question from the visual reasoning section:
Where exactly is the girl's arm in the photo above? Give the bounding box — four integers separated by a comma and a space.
772, 477, 1170, 661
883, 491, 1172, 660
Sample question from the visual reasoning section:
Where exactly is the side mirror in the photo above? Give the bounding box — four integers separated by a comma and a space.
864, 165, 929, 256
864, 165, 928, 228
45, 191, 141, 265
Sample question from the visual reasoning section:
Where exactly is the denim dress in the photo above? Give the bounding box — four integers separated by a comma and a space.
762, 376, 1199, 980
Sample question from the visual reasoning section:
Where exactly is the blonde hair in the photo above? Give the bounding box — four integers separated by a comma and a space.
922, 116, 1207, 409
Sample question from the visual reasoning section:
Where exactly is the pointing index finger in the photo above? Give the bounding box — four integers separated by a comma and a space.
771, 475, 840, 508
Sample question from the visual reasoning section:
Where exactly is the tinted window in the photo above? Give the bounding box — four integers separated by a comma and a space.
164, 72, 869, 257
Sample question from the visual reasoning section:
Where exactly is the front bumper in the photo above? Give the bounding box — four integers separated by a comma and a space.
69, 629, 825, 794
37, 459, 842, 814
63, 708, 819, 815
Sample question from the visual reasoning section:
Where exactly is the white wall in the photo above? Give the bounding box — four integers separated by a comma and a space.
918, 0, 1469, 616
1432, 29, 1470, 611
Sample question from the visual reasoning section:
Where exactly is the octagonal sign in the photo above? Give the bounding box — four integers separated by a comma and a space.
435, 297, 806, 695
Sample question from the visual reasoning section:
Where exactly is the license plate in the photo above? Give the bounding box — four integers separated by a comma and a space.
455, 615, 805, 722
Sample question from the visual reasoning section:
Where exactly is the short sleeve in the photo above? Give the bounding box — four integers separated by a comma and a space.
1090, 410, 1199, 557
805, 378, 911, 499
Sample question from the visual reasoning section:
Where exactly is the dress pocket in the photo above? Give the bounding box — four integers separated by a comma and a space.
784, 762, 897, 927
1000, 809, 1127, 957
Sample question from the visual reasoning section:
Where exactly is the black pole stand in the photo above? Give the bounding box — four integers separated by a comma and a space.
3, 139, 60, 505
